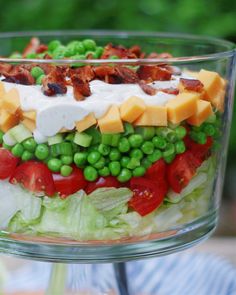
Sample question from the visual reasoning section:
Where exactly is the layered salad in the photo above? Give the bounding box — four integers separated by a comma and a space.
0, 37, 225, 241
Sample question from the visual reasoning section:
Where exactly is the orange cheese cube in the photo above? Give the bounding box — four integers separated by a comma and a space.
198, 69, 225, 110
120, 96, 146, 123
21, 118, 36, 132
187, 100, 213, 126
134, 105, 167, 126
98, 105, 124, 134
75, 113, 97, 132
0, 82, 6, 98
59, 127, 71, 133
166, 92, 199, 124
2, 88, 20, 114
23, 110, 36, 121
0, 110, 20, 132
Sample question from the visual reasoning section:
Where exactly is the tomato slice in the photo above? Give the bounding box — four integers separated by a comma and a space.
129, 177, 166, 216
9, 161, 55, 196
85, 176, 120, 194
146, 159, 167, 181
0, 148, 19, 180
53, 166, 87, 198
167, 151, 200, 193
184, 136, 213, 164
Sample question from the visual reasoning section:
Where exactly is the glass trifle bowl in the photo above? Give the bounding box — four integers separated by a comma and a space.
0, 31, 235, 294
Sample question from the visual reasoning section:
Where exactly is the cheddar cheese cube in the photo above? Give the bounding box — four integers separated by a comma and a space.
187, 100, 213, 126
0, 82, 6, 99
98, 105, 124, 133
120, 96, 146, 123
23, 110, 36, 121
134, 105, 167, 126
21, 118, 36, 132
166, 92, 199, 124
2, 88, 20, 114
0, 110, 20, 132
76, 113, 97, 132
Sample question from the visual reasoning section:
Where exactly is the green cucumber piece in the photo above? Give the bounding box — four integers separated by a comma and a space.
85, 127, 101, 145
101, 134, 113, 145
123, 123, 134, 136
9, 124, 32, 143
74, 132, 92, 147
135, 127, 155, 140
48, 134, 63, 146
50, 142, 73, 156
3, 131, 17, 146
111, 134, 121, 147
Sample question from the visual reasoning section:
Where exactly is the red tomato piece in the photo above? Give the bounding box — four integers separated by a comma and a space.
85, 176, 120, 194
9, 161, 55, 196
53, 166, 87, 198
0, 148, 19, 180
146, 159, 167, 181
129, 177, 166, 216
167, 151, 200, 194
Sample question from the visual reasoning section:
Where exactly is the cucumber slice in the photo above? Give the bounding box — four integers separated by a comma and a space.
135, 127, 155, 140
48, 134, 63, 146
101, 134, 112, 145
123, 123, 134, 136
85, 127, 101, 145
74, 132, 92, 147
110, 134, 121, 147
3, 131, 17, 146
9, 124, 32, 143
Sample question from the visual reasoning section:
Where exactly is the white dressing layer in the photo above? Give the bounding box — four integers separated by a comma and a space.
3, 76, 182, 140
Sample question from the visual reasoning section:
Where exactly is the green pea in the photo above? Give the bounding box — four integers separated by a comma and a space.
83, 39, 96, 51
147, 149, 162, 163
98, 144, 110, 156
74, 152, 87, 167
0, 130, 4, 144
26, 53, 37, 59
206, 113, 216, 123
156, 127, 170, 137
2, 143, 12, 150
12, 143, 24, 157
175, 126, 187, 139
190, 131, 199, 142
109, 148, 121, 161
127, 157, 140, 169
47, 158, 62, 172
60, 165, 73, 177
129, 149, 143, 160
163, 154, 175, 164
109, 55, 119, 60
197, 132, 207, 144
167, 131, 178, 143
23, 138, 37, 152
36, 74, 45, 85
118, 138, 130, 153
52, 45, 66, 59
93, 157, 106, 169
109, 161, 121, 176
95, 46, 104, 58
128, 134, 143, 148
84, 166, 98, 181
141, 141, 154, 155
175, 141, 186, 154
203, 123, 216, 136
30, 66, 44, 79
35, 144, 50, 160
21, 150, 34, 161
67, 41, 85, 54
117, 168, 132, 182
98, 166, 110, 177
121, 156, 130, 168
61, 155, 73, 165
141, 158, 152, 169
163, 143, 175, 158
132, 166, 146, 177
152, 136, 167, 150
48, 40, 61, 52
87, 151, 101, 165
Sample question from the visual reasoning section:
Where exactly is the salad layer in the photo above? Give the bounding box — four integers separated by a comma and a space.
0, 37, 225, 240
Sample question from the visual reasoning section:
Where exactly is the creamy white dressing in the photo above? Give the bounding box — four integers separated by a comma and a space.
3, 76, 182, 140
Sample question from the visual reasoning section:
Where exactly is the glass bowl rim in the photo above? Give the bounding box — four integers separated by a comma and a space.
0, 30, 235, 65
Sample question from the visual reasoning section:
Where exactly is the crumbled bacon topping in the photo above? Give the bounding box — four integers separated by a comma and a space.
179, 78, 204, 93
22, 37, 41, 57
42, 67, 67, 96
2, 66, 34, 85
158, 88, 179, 95
139, 80, 157, 96
137, 65, 172, 82
71, 76, 91, 101
101, 43, 138, 59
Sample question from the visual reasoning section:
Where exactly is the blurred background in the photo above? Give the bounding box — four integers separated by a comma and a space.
1, 0, 235, 234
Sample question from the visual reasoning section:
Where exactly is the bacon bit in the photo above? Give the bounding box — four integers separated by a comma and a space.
72, 66, 95, 83
147, 52, 173, 59
42, 67, 67, 96
93, 66, 116, 80
101, 43, 137, 59
40, 64, 56, 74
179, 78, 204, 93
137, 65, 172, 82
36, 44, 48, 54
71, 76, 91, 101
0, 63, 13, 75
158, 88, 179, 95
43, 53, 52, 59
129, 45, 142, 58
22, 37, 40, 57
2, 67, 34, 85
114, 66, 138, 83
139, 80, 157, 96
